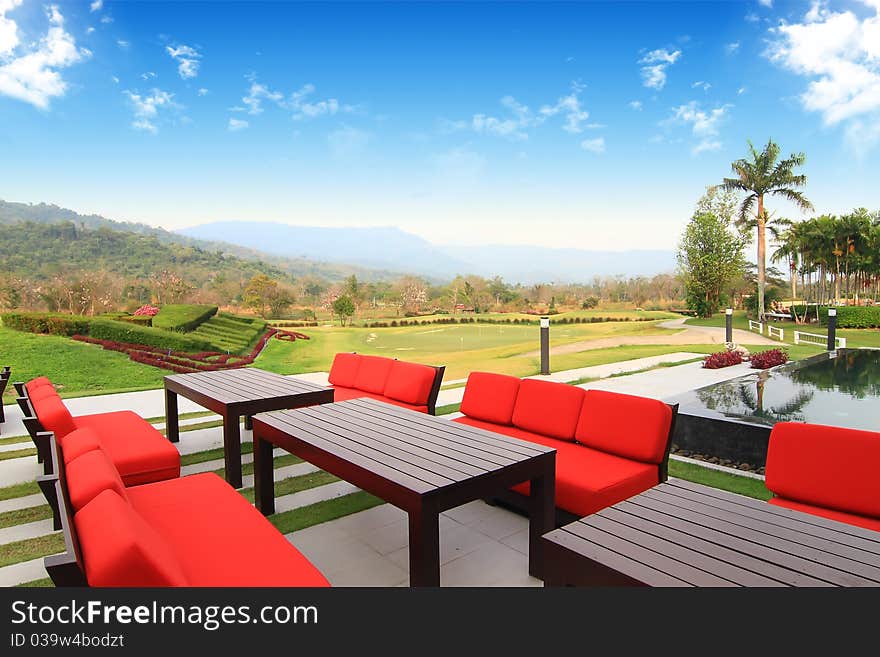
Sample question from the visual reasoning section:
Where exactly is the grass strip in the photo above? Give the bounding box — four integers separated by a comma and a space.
0, 533, 65, 568
669, 459, 771, 501
0, 481, 40, 502
239, 470, 339, 503
435, 403, 460, 416
160, 419, 224, 437
0, 504, 52, 529
268, 491, 384, 534
180, 441, 254, 467
0, 434, 32, 447
211, 453, 304, 479
0, 447, 37, 462
15, 577, 53, 587
144, 410, 216, 424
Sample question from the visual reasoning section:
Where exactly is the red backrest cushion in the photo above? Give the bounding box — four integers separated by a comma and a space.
352, 355, 395, 394
511, 379, 585, 441
74, 489, 189, 587
28, 385, 59, 403
383, 361, 437, 406
575, 390, 673, 464
328, 352, 362, 388
60, 428, 103, 465
459, 372, 521, 426
26, 376, 53, 394
65, 448, 129, 512
31, 394, 77, 438
766, 422, 880, 519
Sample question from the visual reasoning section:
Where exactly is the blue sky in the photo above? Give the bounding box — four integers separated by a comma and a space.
1, 0, 879, 251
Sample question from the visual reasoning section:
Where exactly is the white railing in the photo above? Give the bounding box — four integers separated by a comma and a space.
748, 320, 763, 334
767, 325, 784, 341
794, 331, 847, 349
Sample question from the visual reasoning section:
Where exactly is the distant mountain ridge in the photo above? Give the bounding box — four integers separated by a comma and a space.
179, 221, 676, 284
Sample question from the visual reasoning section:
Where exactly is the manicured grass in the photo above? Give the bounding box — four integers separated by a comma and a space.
0, 532, 65, 568
151, 304, 218, 332
0, 504, 52, 529
0, 480, 40, 501
212, 453, 303, 480
180, 441, 253, 467
190, 313, 266, 354
143, 410, 216, 424
15, 577, 53, 587
0, 434, 32, 446
0, 447, 36, 462
268, 491, 385, 534
435, 402, 461, 415
239, 470, 339, 503
669, 460, 771, 501
159, 418, 223, 437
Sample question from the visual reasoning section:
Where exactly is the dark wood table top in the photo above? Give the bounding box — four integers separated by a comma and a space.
253, 397, 554, 499
164, 368, 330, 406
543, 478, 880, 587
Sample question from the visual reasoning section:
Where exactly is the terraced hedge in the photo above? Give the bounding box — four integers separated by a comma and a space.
190, 313, 267, 354
151, 304, 218, 332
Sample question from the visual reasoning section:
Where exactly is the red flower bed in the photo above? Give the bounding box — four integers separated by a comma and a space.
750, 348, 789, 370
274, 330, 311, 342
133, 304, 160, 316
702, 350, 744, 369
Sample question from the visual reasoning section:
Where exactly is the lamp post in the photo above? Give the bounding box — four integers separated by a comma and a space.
827, 308, 837, 351
540, 316, 550, 375
725, 308, 733, 343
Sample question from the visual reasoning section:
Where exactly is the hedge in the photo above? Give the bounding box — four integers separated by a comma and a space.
789, 305, 880, 328
1, 312, 91, 336
362, 315, 657, 328
152, 304, 218, 332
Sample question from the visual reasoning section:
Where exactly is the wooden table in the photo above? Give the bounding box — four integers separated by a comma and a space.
543, 479, 880, 587
164, 368, 333, 489
252, 397, 556, 587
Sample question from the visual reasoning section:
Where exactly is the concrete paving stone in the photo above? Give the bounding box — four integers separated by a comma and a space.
272, 481, 361, 514
499, 527, 530, 555
0, 557, 51, 588
0, 520, 57, 546
326, 552, 409, 587
327, 502, 407, 535
463, 505, 529, 541
439, 541, 540, 587
0, 493, 46, 514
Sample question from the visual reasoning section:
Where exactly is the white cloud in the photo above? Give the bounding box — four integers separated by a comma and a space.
692, 80, 712, 91
638, 48, 681, 90
738, 86, 747, 95
197, 87, 208, 96
111, 75, 119, 84
234, 75, 353, 123
758, 0, 773, 7
327, 125, 370, 159
116, 39, 129, 49
580, 137, 605, 153
166, 44, 201, 79
725, 41, 740, 54
237, 78, 283, 114
100, 15, 112, 24
86, 26, 95, 35
0, 4, 90, 109
629, 100, 643, 110
124, 88, 176, 134
663, 101, 732, 155
766, 1, 880, 150
745, 12, 760, 23
89, 0, 103, 12
141, 71, 156, 80
227, 118, 248, 131
539, 82, 591, 133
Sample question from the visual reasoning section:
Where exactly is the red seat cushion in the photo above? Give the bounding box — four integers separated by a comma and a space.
74, 411, 180, 486
65, 448, 130, 512
328, 353, 362, 388
26, 376, 53, 394
459, 372, 521, 425
511, 379, 585, 441
383, 360, 437, 406
575, 390, 673, 464
28, 385, 59, 402
31, 394, 77, 438
333, 387, 428, 413
59, 427, 103, 464
454, 417, 659, 516
74, 489, 189, 587
765, 422, 880, 520
352, 355, 394, 394
768, 497, 880, 533
127, 473, 330, 586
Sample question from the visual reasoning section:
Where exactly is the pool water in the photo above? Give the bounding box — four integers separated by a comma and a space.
671, 348, 880, 432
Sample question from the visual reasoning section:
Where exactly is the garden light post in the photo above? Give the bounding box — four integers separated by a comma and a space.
540, 316, 550, 375
725, 308, 733, 343
827, 308, 837, 351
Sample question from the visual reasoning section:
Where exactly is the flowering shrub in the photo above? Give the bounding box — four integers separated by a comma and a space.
702, 350, 744, 369
274, 330, 310, 342
133, 305, 160, 316
750, 348, 789, 370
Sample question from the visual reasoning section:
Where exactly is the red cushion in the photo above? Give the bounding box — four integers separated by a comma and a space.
332, 387, 428, 413
31, 394, 77, 438
328, 352, 362, 388
65, 448, 130, 512
59, 427, 103, 464
74, 489, 189, 587
459, 372, 521, 425
455, 417, 659, 516
768, 497, 880, 533
28, 385, 58, 402
352, 355, 394, 394
575, 390, 673, 464
765, 422, 880, 519
74, 411, 180, 486
383, 360, 437, 406
511, 379, 585, 441
25, 376, 53, 394
127, 473, 330, 586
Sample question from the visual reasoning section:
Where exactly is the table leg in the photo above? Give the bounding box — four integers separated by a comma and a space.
164, 389, 179, 443
223, 412, 243, 489
408, 504, 440, 587
528, 455, 556, 579
253, 430, 275, 515
244, 415, 253, 430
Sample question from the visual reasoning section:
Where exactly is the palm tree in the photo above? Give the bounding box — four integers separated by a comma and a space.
720, 139, 813, 320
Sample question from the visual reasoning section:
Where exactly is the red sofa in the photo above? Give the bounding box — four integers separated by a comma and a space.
452, 372, 677, 522
18, 377, 180, 486
765, 422, 880, 532
328, 353, 445, 414
42, 435, 329, 587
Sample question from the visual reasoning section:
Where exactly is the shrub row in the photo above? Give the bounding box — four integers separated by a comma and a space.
702, 350, 743, 369
1, 312, 91, 336
363, 316, 656, 328
151, 304, 218, 332
789, 305, 880, 328
272, 321, 320, 328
